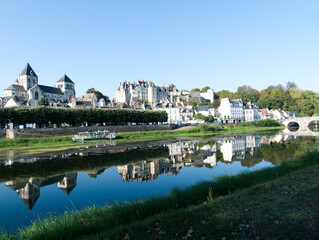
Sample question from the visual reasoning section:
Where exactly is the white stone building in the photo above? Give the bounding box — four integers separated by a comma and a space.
218, 98, 244, 124
220, 136, 246, 162
155, 102, 181, 124
3, 63, 76, 107
244, 102, 261, 122
200, 89, 214, 102
115, 80, 180, 105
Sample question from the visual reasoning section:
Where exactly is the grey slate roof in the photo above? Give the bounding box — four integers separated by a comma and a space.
56, 74, 74, 84
196, 105, 212, 112
19, 63, 37, 77
9, 95, 28, 105
4, 84, 26, 91
38, 85, 63, 95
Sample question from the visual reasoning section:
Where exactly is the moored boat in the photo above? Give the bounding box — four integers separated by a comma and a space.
72, 130, 116, 141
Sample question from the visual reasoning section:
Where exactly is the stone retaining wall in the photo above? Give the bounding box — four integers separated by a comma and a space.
6, 124, 177, 138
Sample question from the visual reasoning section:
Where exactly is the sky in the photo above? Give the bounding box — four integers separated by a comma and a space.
1, 0, 319, 99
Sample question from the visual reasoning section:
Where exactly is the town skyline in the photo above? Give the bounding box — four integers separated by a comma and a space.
1, 1, 319, 99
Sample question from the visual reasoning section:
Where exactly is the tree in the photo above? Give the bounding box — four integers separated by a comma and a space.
257, 98, 270, 109
37, 97, 49, 106
286, 81, 297, 90
201, 86, 211, 93
86, 88, 110, 103
191, 88, 201, 92
236, 85, 259, 103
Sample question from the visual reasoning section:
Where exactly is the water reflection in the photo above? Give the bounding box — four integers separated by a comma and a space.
6, 173, 77, 210
1, 131, 318, 231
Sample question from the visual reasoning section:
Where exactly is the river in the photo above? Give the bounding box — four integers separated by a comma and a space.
0, 130, 318, 232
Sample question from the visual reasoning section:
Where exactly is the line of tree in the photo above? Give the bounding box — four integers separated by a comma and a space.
213, 81, 319, 116
0, 107, 168, 126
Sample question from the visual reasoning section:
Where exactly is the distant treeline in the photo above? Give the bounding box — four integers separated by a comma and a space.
189, 82, 319, 117
0, 107, 168, 126
214, 82, 319, 116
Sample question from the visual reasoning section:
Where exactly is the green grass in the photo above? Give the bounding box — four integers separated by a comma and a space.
0, 125, 283, 152
89, 164, 319, 240
2, 150, 318, 240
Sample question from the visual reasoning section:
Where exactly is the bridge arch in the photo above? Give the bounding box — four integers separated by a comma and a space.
282, 117, 319, 133
308, 120, 319, 132
287, 121, 300, 132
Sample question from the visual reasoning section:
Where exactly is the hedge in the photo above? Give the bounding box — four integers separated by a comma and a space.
0, 107, 168, 126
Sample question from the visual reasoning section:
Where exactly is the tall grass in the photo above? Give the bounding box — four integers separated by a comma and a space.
2, 150, 319, 240
0, 136, 73, 147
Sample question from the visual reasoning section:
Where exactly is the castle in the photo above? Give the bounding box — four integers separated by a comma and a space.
3, 63, 76, 107
115, 80, 181, 105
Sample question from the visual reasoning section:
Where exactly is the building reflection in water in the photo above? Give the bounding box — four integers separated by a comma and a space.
2, 133, 295, 210
5, 173, 77, 210
117, 135, 287, 183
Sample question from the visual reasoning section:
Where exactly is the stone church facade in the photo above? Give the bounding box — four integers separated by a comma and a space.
3, 63, 76, 107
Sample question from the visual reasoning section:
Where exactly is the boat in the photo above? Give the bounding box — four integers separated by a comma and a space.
72, 130, 116, 141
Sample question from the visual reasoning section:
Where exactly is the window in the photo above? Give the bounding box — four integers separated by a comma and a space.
35, 91, 39, 100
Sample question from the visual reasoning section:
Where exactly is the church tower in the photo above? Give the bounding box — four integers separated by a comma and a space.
55, 74, 76, 99
17, 63, 38, 90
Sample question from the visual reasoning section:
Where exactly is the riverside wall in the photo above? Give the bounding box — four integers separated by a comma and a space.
0, 129, 5, 138
4, 124, 178, 139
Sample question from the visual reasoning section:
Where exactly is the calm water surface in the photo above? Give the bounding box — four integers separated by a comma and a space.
0, 131, 318, 232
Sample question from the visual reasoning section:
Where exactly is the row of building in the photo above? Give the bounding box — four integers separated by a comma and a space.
1, 63, 295, 124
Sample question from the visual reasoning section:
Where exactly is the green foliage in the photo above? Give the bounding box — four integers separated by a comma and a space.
237, 85, 259, 103
241, 119, 280, 127
197, 123, 222, 131
191, 88, 200, 92
194, 113, 214, 123
0, 107, 168, 126
212, 82, 319, 116
37, 97, 49, 106
201, 86, 211, 93
86, 88, 110, 102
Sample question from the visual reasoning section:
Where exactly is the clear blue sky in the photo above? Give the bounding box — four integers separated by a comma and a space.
1, 0, 318, 99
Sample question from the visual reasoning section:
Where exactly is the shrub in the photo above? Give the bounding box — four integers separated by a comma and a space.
0, 107, 168, 126
197, 123, 222, 132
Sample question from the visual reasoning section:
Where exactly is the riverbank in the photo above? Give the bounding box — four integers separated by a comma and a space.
90, 162, 319, 240
1, 150, 318, 240
0, 125, 283, 152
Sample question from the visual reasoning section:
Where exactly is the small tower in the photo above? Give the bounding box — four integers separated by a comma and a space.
17, 63, 38, 90
55, 74, 76, 99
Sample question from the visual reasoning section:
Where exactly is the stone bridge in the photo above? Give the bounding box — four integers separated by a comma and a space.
282, 117, 319, 136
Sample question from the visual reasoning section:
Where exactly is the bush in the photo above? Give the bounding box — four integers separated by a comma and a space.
241, 119, 280, 127
0, 107, 168, 126
255, 119, 281, 127
197, 123, 222, 132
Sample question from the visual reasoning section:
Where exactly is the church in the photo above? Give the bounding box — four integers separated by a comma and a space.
3, 63, 76, 107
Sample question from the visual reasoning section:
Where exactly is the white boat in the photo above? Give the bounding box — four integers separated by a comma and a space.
72, 130, 116, 141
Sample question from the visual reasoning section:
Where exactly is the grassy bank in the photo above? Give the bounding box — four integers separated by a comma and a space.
0, 125, 283, 152
89, 163, 319, 240
1, 150, 318, 240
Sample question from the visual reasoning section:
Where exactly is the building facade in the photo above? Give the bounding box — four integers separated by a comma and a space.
244, 102, 261, 122
115, 80, 180, 105
218, 98, 244, 123
3, 63, 75, 107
